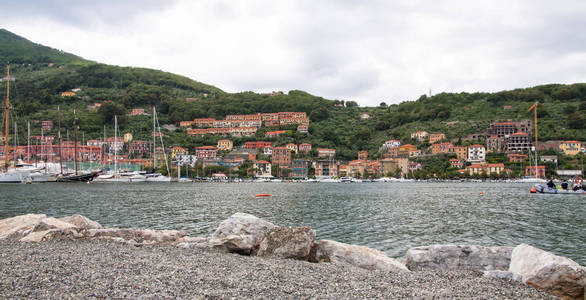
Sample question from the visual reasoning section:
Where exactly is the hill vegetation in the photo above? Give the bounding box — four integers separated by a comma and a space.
1, 28, 585, 162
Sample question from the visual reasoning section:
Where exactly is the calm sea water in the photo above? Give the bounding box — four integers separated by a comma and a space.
1, 182, 584, 264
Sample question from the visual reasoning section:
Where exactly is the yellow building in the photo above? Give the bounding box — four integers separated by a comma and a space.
466, 163, 505, 176
217, 139, 233, 151
559, 140, 582, 156
170, 146, 188, 160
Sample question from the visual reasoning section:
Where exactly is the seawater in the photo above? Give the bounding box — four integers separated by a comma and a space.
1, 182, 584, 265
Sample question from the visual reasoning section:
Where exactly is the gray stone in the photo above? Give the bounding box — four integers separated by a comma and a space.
405, 244, 513, 271
311, 239, 409, 272
483, 270, 522, 282
509, 244, 585, 300
0, 214, 47, 239
257, 226, 315, 260
59, 214, 102, 229
211, 212, 277, 255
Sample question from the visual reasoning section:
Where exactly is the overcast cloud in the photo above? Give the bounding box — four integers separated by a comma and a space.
1, 0, 585, 106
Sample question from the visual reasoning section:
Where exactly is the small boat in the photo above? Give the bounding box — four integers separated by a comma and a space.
532, 184, 585, 195
57, 172, 98, 183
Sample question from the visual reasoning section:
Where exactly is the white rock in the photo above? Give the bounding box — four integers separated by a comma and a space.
405, 244, 513, 271
257, 226, 315, 260
59, 214, 102, 229
0, 214, 47, 239
311, 240, 409, 272
509, 244, 585, 300
211, 212, 277, 254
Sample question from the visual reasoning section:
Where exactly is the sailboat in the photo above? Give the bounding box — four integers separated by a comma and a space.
518, 102, 547, 183
145, 106, 172, 182
95, 115, 146, 183
56, 109, 98, 182
0, 64, 30, 183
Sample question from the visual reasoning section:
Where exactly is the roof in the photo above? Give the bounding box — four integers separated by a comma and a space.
317, 148, 336, 151
511, 132, 528, 136
469, 144, 485, 148
256, 160, 270, 164
487, 163, 505, 167
196, 146, 216, 150
494, 122, 514, 125
561, 140, 581, 143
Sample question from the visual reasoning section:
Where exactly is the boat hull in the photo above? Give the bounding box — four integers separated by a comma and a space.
533, 184, 585, 194
0, 172, 23, 183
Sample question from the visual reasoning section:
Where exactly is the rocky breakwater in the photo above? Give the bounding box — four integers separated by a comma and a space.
405, 244, 585, 299
1, 212, 584, 299
0, 213, 187, 245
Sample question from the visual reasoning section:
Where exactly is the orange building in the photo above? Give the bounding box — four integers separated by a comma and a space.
429, 133, 446, 144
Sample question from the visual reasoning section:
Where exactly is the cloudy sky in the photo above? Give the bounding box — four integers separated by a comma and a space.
1, 0, 585, 106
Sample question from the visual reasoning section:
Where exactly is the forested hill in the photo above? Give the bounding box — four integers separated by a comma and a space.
0, 29, 89, 65
1, 28, 585, 161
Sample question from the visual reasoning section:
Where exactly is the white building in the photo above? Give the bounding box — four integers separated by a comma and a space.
467, 144, 486, 162
253, 160, 273, 178
380, 139, 401, 152
176, 154, 198, 167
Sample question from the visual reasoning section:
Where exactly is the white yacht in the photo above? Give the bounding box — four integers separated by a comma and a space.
145, 173, 172, 182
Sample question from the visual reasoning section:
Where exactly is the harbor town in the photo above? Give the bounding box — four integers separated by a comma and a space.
1, 1, 585, 298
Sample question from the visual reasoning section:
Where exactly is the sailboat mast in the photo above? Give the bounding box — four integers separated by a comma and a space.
13, 122, 17, 163
58, 106, 63, 175
102, 125, 106, 166
73, 109, 78, 175
114, 115, 118, 176
153, 106, 156, 170
4, 64, 10, 170
27, 121, 30, 162
534, 103, 538, 178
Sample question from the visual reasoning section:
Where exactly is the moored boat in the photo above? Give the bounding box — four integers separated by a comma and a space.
532, 184, 585, 195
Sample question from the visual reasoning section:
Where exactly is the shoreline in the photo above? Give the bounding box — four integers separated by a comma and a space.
0, 239, 552, 299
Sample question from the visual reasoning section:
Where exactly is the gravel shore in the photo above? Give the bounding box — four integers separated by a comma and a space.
0, 239, 552, 299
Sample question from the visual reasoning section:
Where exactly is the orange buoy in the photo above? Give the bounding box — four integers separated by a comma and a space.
255, 194, 271, 197
530, 186, 537, 193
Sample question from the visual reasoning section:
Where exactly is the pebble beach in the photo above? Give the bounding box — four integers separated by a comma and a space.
0, 238, 552, 299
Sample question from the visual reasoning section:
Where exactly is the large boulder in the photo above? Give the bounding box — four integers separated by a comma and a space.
257, 226, 315, 260
211, 212, 276, 255
310, 240, 409, 272
0, 214, 47, 239
405, 245, 513, 271
59, 214, 102, 229
509, 244, 585, 300
85, 228, 187, 244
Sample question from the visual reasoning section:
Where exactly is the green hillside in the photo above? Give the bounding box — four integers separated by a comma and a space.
0, 29, 89, 65
0, 29, 584, 162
